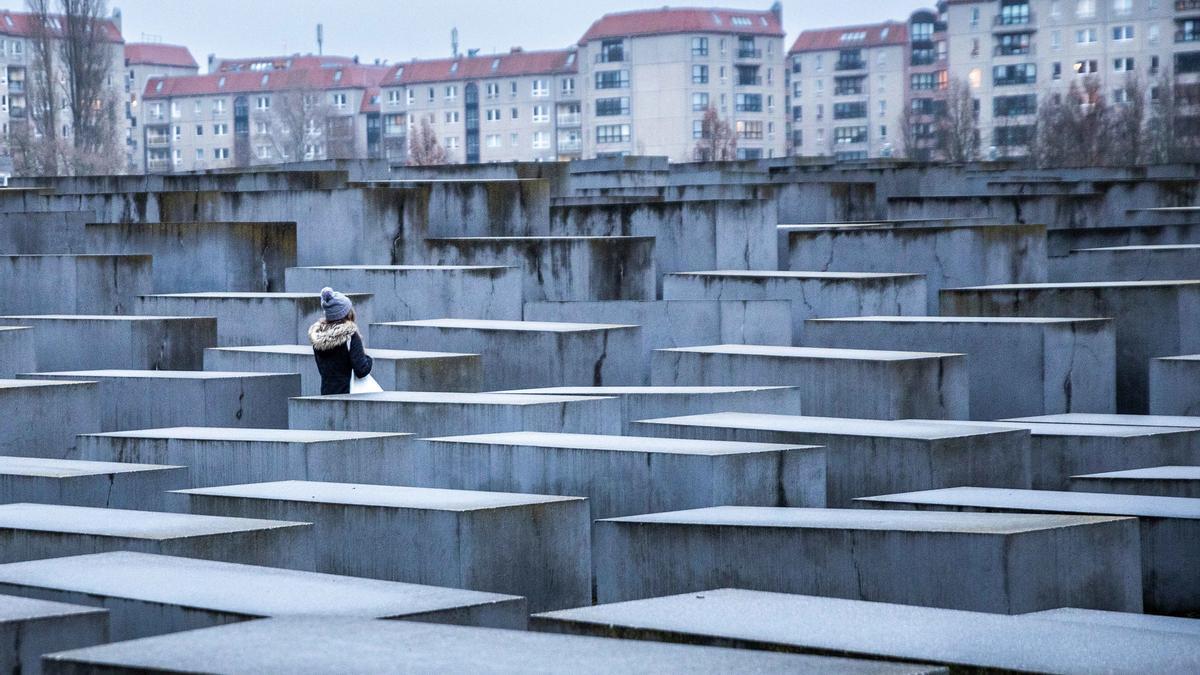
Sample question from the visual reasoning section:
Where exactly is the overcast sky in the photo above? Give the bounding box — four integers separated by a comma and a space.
0, 0, 924, 70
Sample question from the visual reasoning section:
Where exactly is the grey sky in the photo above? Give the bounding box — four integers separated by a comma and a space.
0, 0, 925, 70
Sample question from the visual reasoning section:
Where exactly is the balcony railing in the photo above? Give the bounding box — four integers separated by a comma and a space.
556, 113, 581, 126
595, 51, 625, 64
994, 12, 1033, 27
835, 60, 866, 71
1179, 0, 1200, 11
557, 140, 581, 152
994, 44, 1035, 56
146, 158, 170, 171
8, 107, 25, 118
736, 76, 763, 86
145, 135, 170, 147
1178, 30, 1200, 43
7, 80, 23, 93
737, 48, 762, 59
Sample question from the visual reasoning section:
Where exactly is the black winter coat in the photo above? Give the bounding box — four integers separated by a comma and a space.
308, 320, 373, 395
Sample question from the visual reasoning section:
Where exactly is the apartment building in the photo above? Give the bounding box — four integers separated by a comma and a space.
905, 8, 952, 159
788, 22, 908, 160
124, 43, 198, 172
379, 48, 580, 163
577, 5, 788, 161
141, 58, 386, 173
946, 0, 1179, 157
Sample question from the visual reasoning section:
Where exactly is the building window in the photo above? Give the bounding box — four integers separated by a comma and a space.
595, 70, 630, 89
212, 99, 225, 114
911, 73, 938, 90
691, 93, 709, 112
596, 97, 630, 116
736, 120, 764, 139
427, 87, 435, 102
1113, 57, 1134, 72
532, 131, 550, 149
214, 148, 229, 159
735, 93, 762, 112
213, 123, 228, 135
532, 105, 549, 123
735, 65, 760, 86
445, 111, 459, 123
255, 95, 270, 110
1077, 0, 1096, 18
993, 63, 1037, 85
834, 76, 865, 96
1112, 0, 1132, 13
1053, 62, 1063, 80
692, 65, 709, 84
791, 105, 802, 121
561, 78, 575, 95
195, 149, 203, 160
531, 79, 549, 97
692, 119, 705, 139
486, 83, 500, 99
387, 90, 402, 105
511, 132, 519, 146
445, 85, 457, 101
993, 94, 1037, 117
195, 125, 203, 135
485, 108, 501, 121
691, 37, 709, 56
407, 89, 416, 105
833, 126, 867, 144
598, 39, 624, 63
511, 107, 519, 119
1074, 59, 1099, 74
1112, 25, 1133, 41
486, 134, 501, 148
1075, 28, 1097, 45
994, 125, 1034, 146
833, 101, 867, 119
255, 120, 269, 134
596, 123, 631, 143
331, 93, 347, 108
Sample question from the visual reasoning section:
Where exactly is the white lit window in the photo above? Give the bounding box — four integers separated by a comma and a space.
193, 101, 203, 115
445, 85, 457, 100
1077, 0, 1096, 18
486, 133, 501, 148
1076, 28, 1097, 44
486, 108, 501, 121
532, 130, 550, 149
212, 99, 225, 114
446, 136, 459, 149
214, 148, 229, 159
1112, 0, 1132, 13
256, 95, 270, 110
532, 79, 549, 97
532, 105, 549, 123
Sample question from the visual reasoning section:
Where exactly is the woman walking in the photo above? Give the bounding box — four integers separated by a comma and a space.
309, 287, 375, 395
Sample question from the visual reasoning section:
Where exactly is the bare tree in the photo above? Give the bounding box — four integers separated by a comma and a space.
1146, 70, 1182, 164
407, 117, 447, 166
693, 106, 737, 161
1105, 73, 1148, 166
255, 86, 331, 163
936, 77, 979, 163
19, 0, 63, 175
1033, 76, 1113, 168
898, 98, 920, 160
58, 0, 119, 172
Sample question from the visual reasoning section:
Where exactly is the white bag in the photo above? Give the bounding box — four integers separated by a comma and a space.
348, 338, 383, 394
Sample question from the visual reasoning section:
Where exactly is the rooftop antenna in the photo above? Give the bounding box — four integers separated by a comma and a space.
451, 27, 459, 58
316, 23, 324, 56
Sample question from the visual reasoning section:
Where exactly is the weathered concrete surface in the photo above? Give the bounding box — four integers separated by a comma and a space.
176, 480, 590, 612
285, 265, 523, 322
0, 503, 314, 569
0, 457, 186, 510
0, 316, 216, 371
1007, 413, 1200, 429
373, 319, 642, 390
593, 506, 1143, 613
204, 344, 483, 395
289, 392, 622, 437
136, 292, 374, 347
1024, 607, 1200, 637
0, 255, 152, 315
940, 281, 1200, 413
84, 221, 297, 292
420, 236, 656, 302
19, 370, 298, 431
803, 316, 1116, 419
77, 427, 414, 488
497, 386, 802, 432
784, 223, 1047, 309
0, 552, 525, 643
1070, 466, 1200, 499
651, 345, 968, 420
0, 212, 90, 254
523, 300, 793, 372
1150, 355, 1200, 416
0, 326, 36, 378
0, 594, 108, 675
0, 380, 100, 459
663, 271, 926, 342
634, 413, 1030, 507
1051, 245, 1200, 283
856, 486, 1200, 614
40, 616, 935, 674
532, 588, 1200, 674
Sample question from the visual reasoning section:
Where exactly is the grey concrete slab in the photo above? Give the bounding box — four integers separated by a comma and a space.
1150, 355, 1200, 416
1024, 607, 1200, 637
532, 588, 1200, 674
77, 427, 414, 488
0, 316, 216, 371
633, 413, 1030, 507
284, 265, 523, 322
856, 486, 1200, 613
940, 281, 1200, 412
497, 385, 802, 432
40, 616, 940, 674
1070, 465, 1200, 498
373, 319, 643, 389
420, 236, 657, 303
803, 316, 1116, 419
0, 380, 100, 459
0, 552, 525, 643
1007, 413, 1200, 428
204, 344, 483, 396
0, 254, 152, 315
0, 594, 108, 675
0, 457, 186, 510
1052, 244, 1200, 282
0, 326, 36, 378
593, 506, 1142, 613
289, 392, 622, 437
663, 270, 927, 342
651, 345, 968, 420
0, 503, 313, 570
176, 480, 589, 612
135, 292, 373, 347
18, 370, 299, 431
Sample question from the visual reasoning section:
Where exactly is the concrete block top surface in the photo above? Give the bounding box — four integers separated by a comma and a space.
378, 318, 638, 332
208, 344, 476, 359
1157, 354, 1200, 362
0, 378, 94, 390
0, 552, 520, 618
291, 265, 516, 271
0, 456, 182, 478
425, 431, 818, 456
1005, 414, 1200, 429
598, 506, 1127, 534
858, 486, 1200, 520
658, 344, 963, 360
41, 615, 939, 674
950, 280, 1200, 291
641, 413, 1018, 441
906, 419, 1192, 439
671, 270, 924, 280
808, 316, 1110, 325
429, 235, 655, 242
26, 370, 294, 380
1073, 244, 1200, 252
0, 592, 107, 623
0, 253, 149, 260
532, 588, 1200, 674
1073, 466, 1200, 481
85, 427, 407, 443
0, 503, 307, 539
0, 327, 30, 332
0, 314, 204, 322
498, 386, 797, 395
177, 480, 584, 511
296, 392, 613, 405
142, 292, 373, 300
1025, 607, 1200, 637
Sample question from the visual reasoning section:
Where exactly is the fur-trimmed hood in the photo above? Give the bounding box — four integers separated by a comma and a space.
308, 320, 359, 351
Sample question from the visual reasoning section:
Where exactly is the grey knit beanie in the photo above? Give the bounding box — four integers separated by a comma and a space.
320, 287, 352, 322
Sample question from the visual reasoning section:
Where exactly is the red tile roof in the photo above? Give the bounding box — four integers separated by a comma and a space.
579, 6, 783, 44
213, 54, 360, 73
789, 21, 908, 54
144, 63, 389, 100
125, 43, 197, 69
383, 49, 578, 86
0, 9, 122, 42
360, 86, 381, 113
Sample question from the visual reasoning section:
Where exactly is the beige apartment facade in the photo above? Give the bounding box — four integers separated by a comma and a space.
124, 43, 199, 173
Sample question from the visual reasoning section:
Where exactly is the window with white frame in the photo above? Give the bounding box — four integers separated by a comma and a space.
1113, 57, 1134, 71
486, 108, 501, 121
1076, 0, 1096, 17
486, 133, 501, 148
1076, 28, 1097, 44
194, 100, 203, 115
486, 82, 500, 98
212, 99, 225, 114
446, 136, 459, 149
213, 123, 228, 135
1112, 25, 1133, 41
531, 105, 549, 123
532, 131, 550, 149
387, 90, 402, 105
256, 95, 270, 110
445, 111, 460, 123
214, 148, 229, 159
445, 85, 457, 100
692, 93, 709, 111
561, 78, 575, 95
532, 79, 549, 97
407, 89, 415, 104
171, 102, 180, 118
331, 93, 347, 108
255, 120, 269, 134
510, 132, 519, 146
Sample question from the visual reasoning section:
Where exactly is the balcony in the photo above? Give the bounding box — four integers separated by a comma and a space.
146, 158, 170, 172
7, 80, 23, 93
993, 12, 1033, 28
8, 107, 25, 118
145, 135, 170, 148
835, 59, 866, 71
994, 43, 1035, 56
737, 48, 762, 59
557, 139, 581, 152
1178, 30, 1200, 42
595, 50, 625, 64
1179, 0, 1200, 11
736, 76, 763, 86
556, 113, 581, 127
